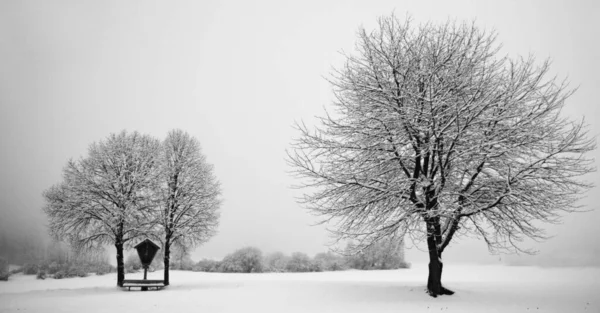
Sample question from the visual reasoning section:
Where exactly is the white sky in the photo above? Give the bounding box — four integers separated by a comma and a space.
0, 0, 598, 265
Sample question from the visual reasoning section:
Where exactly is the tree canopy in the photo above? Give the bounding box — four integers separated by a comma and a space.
44, 131, 160, 251
288, 15, 595, 296
156, 129, 221, 285
43, 129, 221, 286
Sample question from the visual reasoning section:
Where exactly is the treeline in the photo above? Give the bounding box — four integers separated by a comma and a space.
0, 242, 114, 281
0, 238, 409, 281
163, 239, 409, 273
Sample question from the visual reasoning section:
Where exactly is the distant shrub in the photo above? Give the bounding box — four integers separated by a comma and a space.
53, 271, 66, 279
264, 252, 289, 273
66, 266, 77, 277
39, 260, 111, 279
313, 252, 347, 272
185, 243, 407, 274
167, 245, 194, 271
396, 261, 411, 269
22, 263, 39, 275
345, 238, 407, 270
71, 266, 88, 278
219, 247, 264, 273
171, 257, 194, 271
125, 254, 143, 273
36, 270, 47, 280
95, 264, 115, 276
0, 257, 9, 281
286, 252, 314, 272
47, 262, 60, 275
194, 259, 221, 272
149, 258, 164, 272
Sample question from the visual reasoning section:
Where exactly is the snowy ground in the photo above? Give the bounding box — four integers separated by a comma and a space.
0, 263, 597, 312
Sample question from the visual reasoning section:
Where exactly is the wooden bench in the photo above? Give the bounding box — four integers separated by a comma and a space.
122, 279, 166, 291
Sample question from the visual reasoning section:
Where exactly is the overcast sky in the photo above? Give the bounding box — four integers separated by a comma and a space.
1, 0, 598, 266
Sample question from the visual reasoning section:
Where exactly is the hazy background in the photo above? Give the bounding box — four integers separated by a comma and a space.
0, 0, 598, 266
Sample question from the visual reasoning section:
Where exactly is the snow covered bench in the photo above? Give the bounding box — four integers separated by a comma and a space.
122, 279, 165, 291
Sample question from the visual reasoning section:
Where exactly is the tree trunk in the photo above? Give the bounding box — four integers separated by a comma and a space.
163, 240, 170, 286
427, 253, 443, 296
115, 242, 125, 287
426, 233, 454, 297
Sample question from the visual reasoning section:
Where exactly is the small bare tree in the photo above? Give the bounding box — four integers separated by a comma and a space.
288, 15, 595, 297
156, 129, 221, 285
44, 131, 160, 286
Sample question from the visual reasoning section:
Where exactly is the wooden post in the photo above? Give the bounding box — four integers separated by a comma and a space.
142, 266, 148, 291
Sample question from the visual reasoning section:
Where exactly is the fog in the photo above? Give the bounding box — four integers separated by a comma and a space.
0, 0, 598, 266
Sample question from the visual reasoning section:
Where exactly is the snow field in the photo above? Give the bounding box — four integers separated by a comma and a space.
0, 263, 597, 313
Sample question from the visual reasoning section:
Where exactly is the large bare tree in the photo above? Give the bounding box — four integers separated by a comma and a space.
156, 129, 221, 285
288, 16, 595, 297
44, 131, 160, 286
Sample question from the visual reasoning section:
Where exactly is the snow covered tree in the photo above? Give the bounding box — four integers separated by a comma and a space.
219, 247, 264, 273
313, 252, 347, 271
43, 131, 161, 287
169, 243, 194, 271
288, 15, 595, 297
264, 251, 290, 272
156, 129, 221, 285
285, 252, 313, 272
